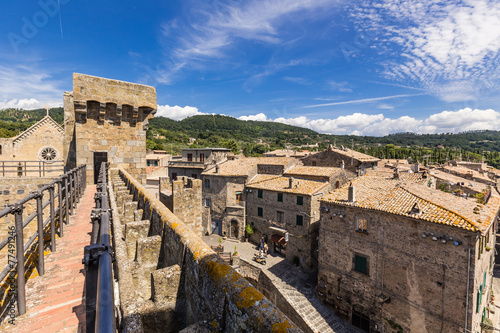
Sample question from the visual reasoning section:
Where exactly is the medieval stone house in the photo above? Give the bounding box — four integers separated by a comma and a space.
302, 145, 379, 175
317, 173, 499, 333
200, 157, 300, 240
246, 166, 353, 269
168, 148, 231, 181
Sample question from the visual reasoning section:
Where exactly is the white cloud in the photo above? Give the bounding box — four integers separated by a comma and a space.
156, 105, 204, 120
238, 113, 269, 121
240, 107, 500, 136
0, 65, 63, 108
0, 98, 48, 109
157, 0, 337, 83
352, 0, 500, 102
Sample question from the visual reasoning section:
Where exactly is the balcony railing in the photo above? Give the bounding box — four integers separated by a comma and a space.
0, 160, 64, 177
0, 165, 86, 316
268, 220, 287, 230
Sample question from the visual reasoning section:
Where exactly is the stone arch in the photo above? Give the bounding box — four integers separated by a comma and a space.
230, 219, 239, 239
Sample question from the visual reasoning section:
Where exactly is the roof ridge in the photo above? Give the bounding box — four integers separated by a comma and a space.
399, 183, 477, 232
12, 116, 64, 144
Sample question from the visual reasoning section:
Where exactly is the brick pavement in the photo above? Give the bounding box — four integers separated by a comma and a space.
0, 185, 96, 333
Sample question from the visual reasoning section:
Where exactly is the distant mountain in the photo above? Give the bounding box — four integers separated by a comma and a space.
3, 109, 500, 167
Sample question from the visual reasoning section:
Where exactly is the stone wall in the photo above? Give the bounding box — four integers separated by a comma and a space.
301, 150, 377, 173
236, 259, 312, 333
112, 167, 300, 332
246, 186, 329, 269
317, 202, 495, 333
201, 175, 246, 240
0, 116, 64, 164
64, 73, 156, 184
159, 177, 202, 236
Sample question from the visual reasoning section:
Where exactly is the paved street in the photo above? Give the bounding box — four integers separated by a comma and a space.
202, 234, 357, 333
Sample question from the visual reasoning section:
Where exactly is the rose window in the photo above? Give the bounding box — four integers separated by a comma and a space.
38, 146, 59, 163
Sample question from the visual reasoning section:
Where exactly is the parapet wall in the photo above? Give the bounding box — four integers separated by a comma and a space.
113, 167, 300, 332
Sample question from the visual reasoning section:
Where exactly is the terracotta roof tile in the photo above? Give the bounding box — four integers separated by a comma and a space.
322, 175, 500, 233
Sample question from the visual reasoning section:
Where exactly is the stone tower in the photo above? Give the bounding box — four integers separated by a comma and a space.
63, 73, 157, 184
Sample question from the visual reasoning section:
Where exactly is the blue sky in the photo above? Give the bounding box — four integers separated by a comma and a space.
1, 0, 500, 136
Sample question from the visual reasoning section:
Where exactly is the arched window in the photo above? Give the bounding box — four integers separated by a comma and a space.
335, 181, 340, 189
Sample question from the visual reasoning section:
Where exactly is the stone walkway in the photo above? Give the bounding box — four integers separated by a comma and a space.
202, 235, 357, 333
0, 185, 96, 333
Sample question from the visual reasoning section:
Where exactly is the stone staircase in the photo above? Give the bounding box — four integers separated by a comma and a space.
264, 266, 354, 333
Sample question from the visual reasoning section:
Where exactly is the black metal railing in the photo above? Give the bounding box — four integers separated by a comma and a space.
83, 162, 115, 333
0, 164, 86, 316
0, 160, 65, 177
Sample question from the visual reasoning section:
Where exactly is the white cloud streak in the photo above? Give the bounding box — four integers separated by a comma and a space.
157, 0, 337, 84
352, 0, 500, 102
0, 65, 63, 107
303, 93, 424, 108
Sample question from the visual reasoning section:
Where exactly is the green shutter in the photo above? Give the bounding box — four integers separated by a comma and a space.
278, 193, 283, 202
258, 207, 263, 217
296, 215, 303, 226
297, 196, 303, 205
354, 255, 368, 275
258, 189, 263, 198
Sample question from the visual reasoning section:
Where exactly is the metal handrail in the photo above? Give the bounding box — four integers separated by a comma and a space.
83, 162, 115, 333
0, 164, 87, 317
0, 160, 64, 177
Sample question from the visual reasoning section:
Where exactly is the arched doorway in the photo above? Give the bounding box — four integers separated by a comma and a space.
230, 220, 239, 239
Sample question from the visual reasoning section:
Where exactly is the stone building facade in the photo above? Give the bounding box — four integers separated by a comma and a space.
200, 157, 301, 240
168, 148, 231, 181
317, 173, 499, 333
0, 114, 64, 171
302, 145, 379, 174
63, 73, 157, 184
246, 166, 352, 270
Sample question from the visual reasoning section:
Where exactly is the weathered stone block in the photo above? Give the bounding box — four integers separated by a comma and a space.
136, 235, 161, 264
123, 201, 138, 224
151, 264, 181, 304
134, 209, 143, 221
125, 220, 150, 259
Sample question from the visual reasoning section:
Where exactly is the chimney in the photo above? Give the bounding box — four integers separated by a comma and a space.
215, 164, 219, 173
289, 177, 294, 189
415, 163, 420, 173
348, 182, 355, 202
340, 160, 345, 169
393, 168, 400, 179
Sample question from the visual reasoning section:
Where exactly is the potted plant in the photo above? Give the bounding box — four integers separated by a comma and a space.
232, 246, 240, 266
217, 237, 224, 252
486, 245, 492, 251
245, 224, 255, 242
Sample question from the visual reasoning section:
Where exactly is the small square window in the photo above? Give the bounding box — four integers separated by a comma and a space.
205, 198, 211, 207
277, 193, 283, 202
296, 215, 303, 226
353, 254, 369, 275
297, 196, 303, 205
258, 189, 263, 198
258, 207, 263, 217
356, 218, 367, 232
